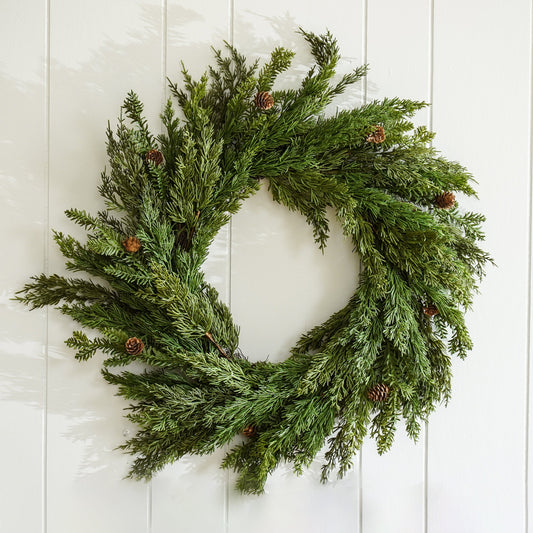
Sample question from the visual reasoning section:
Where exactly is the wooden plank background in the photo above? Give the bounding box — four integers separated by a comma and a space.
1, 0, 530, 531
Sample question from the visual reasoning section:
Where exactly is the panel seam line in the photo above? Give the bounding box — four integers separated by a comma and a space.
225, 2, 235, 532
43, 1, 51, 532
161, 0, 168, 112
359, 1, 368, 531
525, 1, 533, 531
148, 2, 168, 529
424, 2, 435, 532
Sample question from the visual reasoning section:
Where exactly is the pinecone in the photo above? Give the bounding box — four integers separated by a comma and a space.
435, 191, 455, 209
367, 384, 390, 402
366, 125, 386, 144
125, 337, 144, 355
242, 425, 257, 438
422, 303, 439, 317
145, 149, 164, 166
122, 236, 141, 253
254, 91, 274, 110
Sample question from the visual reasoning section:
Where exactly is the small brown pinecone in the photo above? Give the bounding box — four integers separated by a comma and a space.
145, 149, 164, 166
435, 191, 456, 209
366, 125, 386, 144
242, 425, 257, 438
125, 337, 144, 355
254, 91, 274, 110
367, 384, 390, 402
423, 303, 439, 317
122, 236, 141, 253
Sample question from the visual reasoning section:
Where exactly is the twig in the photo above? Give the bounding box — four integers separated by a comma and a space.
205, 331, 229, 359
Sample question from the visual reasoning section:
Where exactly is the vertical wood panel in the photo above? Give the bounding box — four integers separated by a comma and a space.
429, 1, 530, 532
47, 1, 162, 531
229, 4, 363, 532
151, 2, 231, 531
0, 1, 47, 531
361, 2, 430, 532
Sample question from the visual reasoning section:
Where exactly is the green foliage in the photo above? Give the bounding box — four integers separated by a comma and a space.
16, 29, 492, 495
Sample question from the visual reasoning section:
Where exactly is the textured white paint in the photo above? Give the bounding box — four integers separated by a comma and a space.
360, 2, 430, 532
228, 6, 363, 531
1, 0, 531, 531
46, 0, 161, 531
428, 1, 530, 532
151, 3, 231, 531
0, 1, 47, 532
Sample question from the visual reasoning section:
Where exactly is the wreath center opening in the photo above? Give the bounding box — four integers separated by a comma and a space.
205, 181, 360, 363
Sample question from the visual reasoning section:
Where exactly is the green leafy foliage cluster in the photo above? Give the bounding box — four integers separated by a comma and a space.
17, 30, 492, 494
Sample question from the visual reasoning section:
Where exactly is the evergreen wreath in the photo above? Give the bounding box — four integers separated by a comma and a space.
17, 29, 492, 494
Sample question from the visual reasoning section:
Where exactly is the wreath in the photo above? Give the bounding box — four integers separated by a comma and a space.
18, 30, 491, 494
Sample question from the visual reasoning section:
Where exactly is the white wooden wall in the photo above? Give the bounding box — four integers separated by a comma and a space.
1, 1, 531, 531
